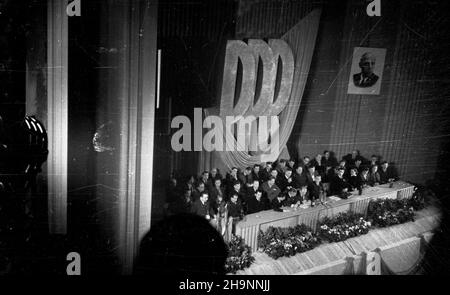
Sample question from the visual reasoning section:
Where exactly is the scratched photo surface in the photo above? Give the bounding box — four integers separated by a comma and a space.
1, 0, 450, 277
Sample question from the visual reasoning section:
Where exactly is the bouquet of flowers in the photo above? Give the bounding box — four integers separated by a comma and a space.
225, 235, 255, 274
318, 212, 371, 243
258, 225, 320, 259
367, 198, 415, 227
407, 189, 427, 211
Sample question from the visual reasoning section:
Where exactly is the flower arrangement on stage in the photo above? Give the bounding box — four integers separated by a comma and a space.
257, 225, 320, 259
318, 212, 371, 243
408, 188, 427, 211
367, 198, 416, 227
225, 235, 255, 274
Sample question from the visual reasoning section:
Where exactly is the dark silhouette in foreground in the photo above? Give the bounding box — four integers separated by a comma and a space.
134, 213, 228, 275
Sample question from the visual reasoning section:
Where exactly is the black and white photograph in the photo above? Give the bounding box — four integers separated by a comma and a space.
1, 0, 450, 283
347, 47, 386, 95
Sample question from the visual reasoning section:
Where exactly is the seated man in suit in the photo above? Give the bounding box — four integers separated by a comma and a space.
348, 168, 360, 191
343, 150, 363, 167
271, 193, 288, 212
246, 189, 269, 214
192, 181, 206, 201
262, 176, 281, 202
251, 164, 261, 185
276, 159, 288, 175
297, 185, 310, 204
358, 167, 370, 189
293, 165, 308, 189
353, 52, 379, 88
302, 156, 311, 168
209, 168, 223, 182
191, 192, 215, 221
209, 178, 225, 204
242, 166, 254, 192
310, 154, 325, 177
199, 171, 213, 192
368, 165, 381, 186
276, 167, 293, 192
227, 180, 246, 205
225, 167, 240, 195
330, 167, 351, 196
259, 162, 272, 183
306, 166, 316, 185
353, 158, 363, 173
287, 159, 296, 170
246, 179, 260, 201
369, 155, 379, 167
285, 187, 302, 208
227, 193, 244, 235
169, 189, 192, 215
309, 173, 324, 202
378, 161, 398, 184
322, 150, 338, 170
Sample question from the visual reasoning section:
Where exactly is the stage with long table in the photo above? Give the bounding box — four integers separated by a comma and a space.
236, 181, 416, 252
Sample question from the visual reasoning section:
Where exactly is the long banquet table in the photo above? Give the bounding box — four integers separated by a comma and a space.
235, 181, 415, 252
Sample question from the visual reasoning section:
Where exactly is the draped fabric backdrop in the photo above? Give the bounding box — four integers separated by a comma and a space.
199, 9, 321, 173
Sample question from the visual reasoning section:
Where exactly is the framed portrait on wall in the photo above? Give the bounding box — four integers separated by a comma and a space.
347, 47, 386, 95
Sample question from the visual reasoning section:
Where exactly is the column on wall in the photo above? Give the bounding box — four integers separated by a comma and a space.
46, 0, 68, 234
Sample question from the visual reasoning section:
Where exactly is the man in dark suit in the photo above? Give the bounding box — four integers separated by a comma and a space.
192, 181, 206, 201
369, 155, 379, 167
358, 167, 370, 189
309, 173, 324, 201
353, 52, 379, 88
330, 167, 351, 196
199, 171, 213, 192
378, 161, 398, 184
271, 193, 288, 212
343, 150, 363, 167
227, 193, 244, 235
246, 179, 261, 200
190, 192, 214, 220
209, 178, 225, 204
348, 168, 360, 191
225, 167, 240, 196
310, 154, 325, 177
169, 189, 192, 215
259, 162, 272, 183
262, 176, 281, 202
227, 180, 247, 205
252, 164, 261, 185
246, 189, 269, 214
368, 165, 381, 186
293, 165, 308, 189
276, 168, 293, 192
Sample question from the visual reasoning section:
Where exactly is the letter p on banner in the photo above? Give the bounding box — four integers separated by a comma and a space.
67, 0, 81, 17
366, 0, 381, 17
66, 252, 81, 275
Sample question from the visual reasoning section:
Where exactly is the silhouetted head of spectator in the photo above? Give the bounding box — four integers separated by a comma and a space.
134, 213, 228, 275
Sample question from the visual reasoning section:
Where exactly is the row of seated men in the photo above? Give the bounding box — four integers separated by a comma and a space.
166, 150, 399, 223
